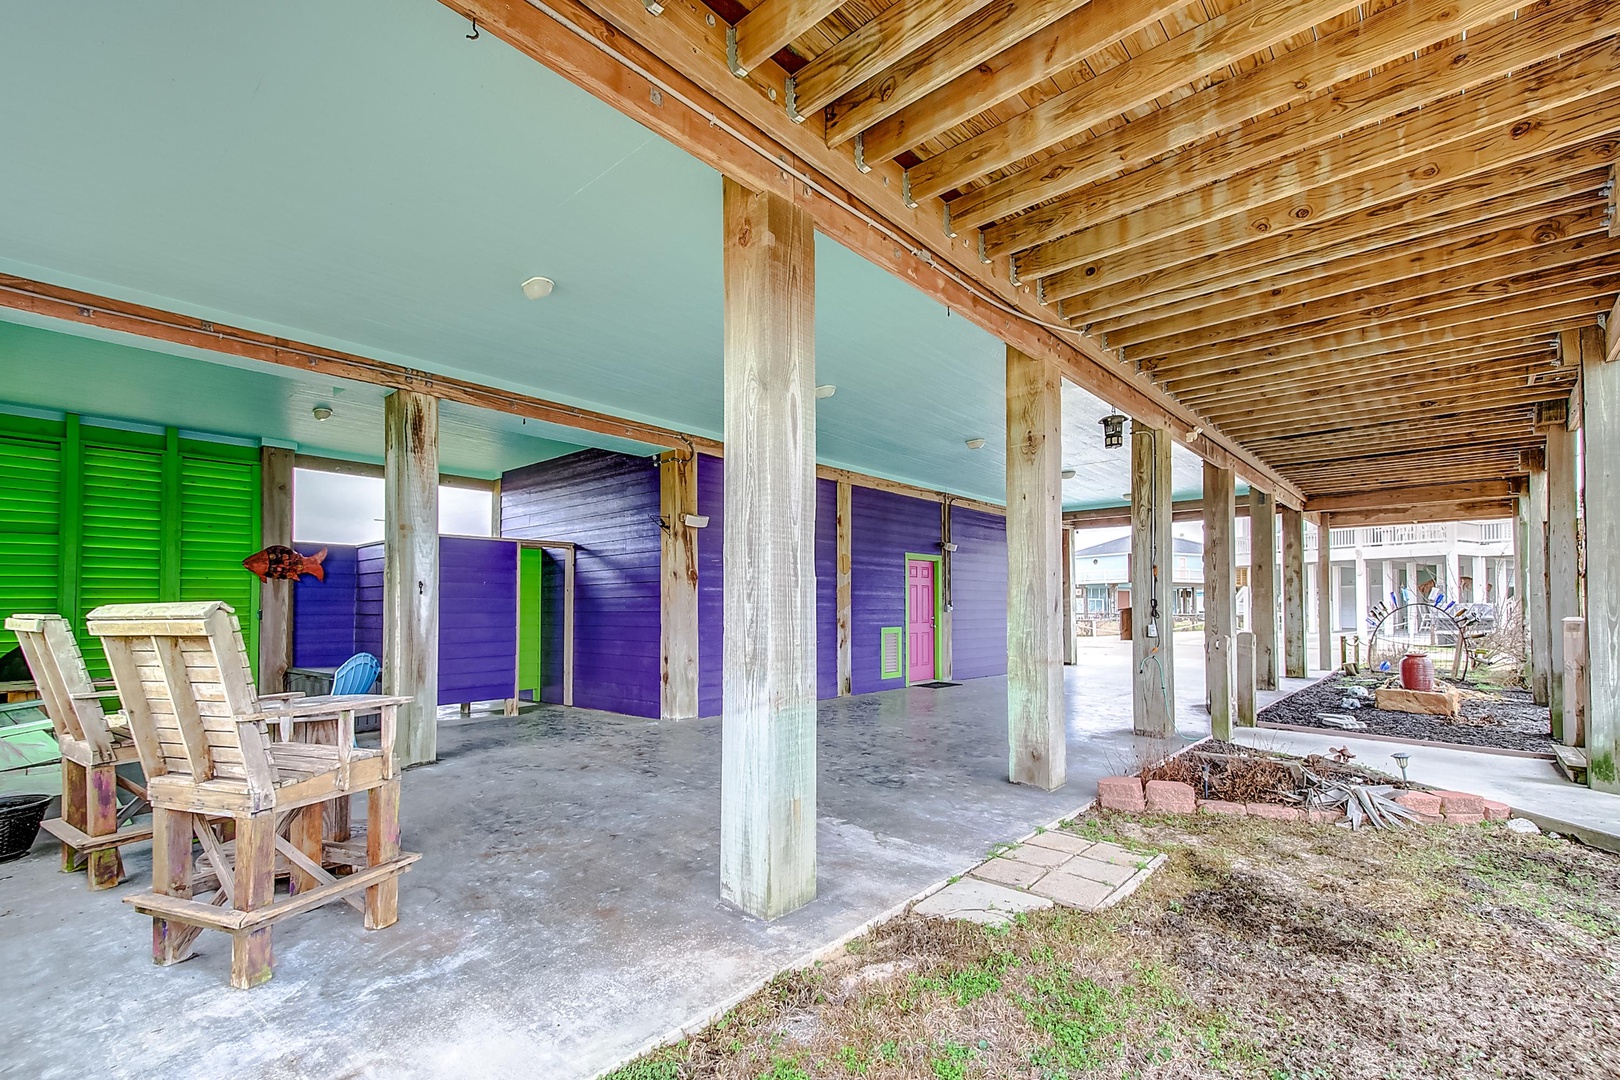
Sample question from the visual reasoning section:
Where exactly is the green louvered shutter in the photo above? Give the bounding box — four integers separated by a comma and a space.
78, 444, 164, 677
0, 436, 63, 653
179, 456, 260, 672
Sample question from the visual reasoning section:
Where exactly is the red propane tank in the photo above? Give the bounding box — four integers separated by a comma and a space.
1400, 653, 1435, 693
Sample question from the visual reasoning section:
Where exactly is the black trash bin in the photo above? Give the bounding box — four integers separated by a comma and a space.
0, 794, 51, 861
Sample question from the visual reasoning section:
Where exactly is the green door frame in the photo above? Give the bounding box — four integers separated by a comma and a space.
902, 552, 944, 686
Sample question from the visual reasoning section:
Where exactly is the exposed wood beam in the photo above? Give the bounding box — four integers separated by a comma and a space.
961, 0, 1569, 236
790, 0, 996, 117
1306, 481, 1518, 514
1110, 209, 1614, 351
1053, 143, 1619, 311
1176, 346, 1562, 406
905, 0, 1365, 202
441, 0, 1303, 507
1068, 168, 1607, 326
1147, 270, 1620, 371
1328, 500, 1520, 527
1254, 411, 1538, 455
857, 0, 1183, 165
823, 0, 1084, 148
1210, 378, 1581, 436
731, 0, 846, 75
1023, 71, 1620, 286
0, 272, 722, 454
1062, 495, 1251, 529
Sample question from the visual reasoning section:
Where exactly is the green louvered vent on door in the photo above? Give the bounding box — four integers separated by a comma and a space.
180, 456, 260, 671
0, 436, 62, 653
78, 445, 164, 677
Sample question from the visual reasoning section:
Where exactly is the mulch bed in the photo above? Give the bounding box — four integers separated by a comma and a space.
1258, 671, 1553, 753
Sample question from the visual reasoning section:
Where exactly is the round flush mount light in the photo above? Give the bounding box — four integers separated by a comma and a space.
965, 437, 986, 450
312, 405, 333, 421
815, 384, 837, 399
1061, 468, 1077, 480
520, 276, 555, 300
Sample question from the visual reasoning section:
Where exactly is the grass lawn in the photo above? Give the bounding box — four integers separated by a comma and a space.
609, 813, 1620, 1079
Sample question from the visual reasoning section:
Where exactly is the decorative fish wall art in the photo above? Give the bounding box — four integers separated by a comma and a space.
243, 546, 327, 583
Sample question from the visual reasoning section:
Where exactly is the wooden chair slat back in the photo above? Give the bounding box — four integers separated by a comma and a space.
4, 614, 113, 757
88, 602, 276, 793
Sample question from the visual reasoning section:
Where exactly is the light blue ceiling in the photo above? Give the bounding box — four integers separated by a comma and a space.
0, 0, 1183, 508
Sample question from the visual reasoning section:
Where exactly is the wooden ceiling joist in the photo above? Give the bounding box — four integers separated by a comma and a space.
1109, 206, 1613, 350
967, 0, 1594, 242
904, 0, 1367, 203
1327, 500, 1520, 527
1070, 167, 1609, 326
790, 0, 996, 116
730, 0, 846, 75
854, 0, 1186, 164
1147, 266, 1620, 370
822, 0, 1085, 148
1029, 80, 1620, 293
1176, 347, 1562, 408
1307, 480, 1519, 514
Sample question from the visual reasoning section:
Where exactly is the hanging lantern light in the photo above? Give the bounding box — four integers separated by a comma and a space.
1100, 413, 1127, 449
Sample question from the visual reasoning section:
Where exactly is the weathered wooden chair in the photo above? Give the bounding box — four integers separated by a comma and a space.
88, 601, 419, 988
4, 614, 150, 889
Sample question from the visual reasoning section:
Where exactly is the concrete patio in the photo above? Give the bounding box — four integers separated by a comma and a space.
1, 637, 1255, 1080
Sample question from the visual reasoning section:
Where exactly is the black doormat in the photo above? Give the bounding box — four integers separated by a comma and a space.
915, 681, 961, 689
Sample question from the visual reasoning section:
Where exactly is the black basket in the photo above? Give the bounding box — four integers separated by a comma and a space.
0, 794, 51, 862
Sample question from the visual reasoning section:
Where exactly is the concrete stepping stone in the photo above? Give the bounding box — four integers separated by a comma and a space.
1024, 831, 1094, 856
968, 856, 1046, 889
1029, 869, 1114, 910
1002, 842, 1071, 868
1060, 855, 1137, 887
914, 877, 1053, 926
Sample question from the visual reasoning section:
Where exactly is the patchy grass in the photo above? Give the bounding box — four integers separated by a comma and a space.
605, 812, 1620, 1079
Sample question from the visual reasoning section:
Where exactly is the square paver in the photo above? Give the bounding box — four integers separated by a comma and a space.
968, 856, 1046, 889
1061, 854, 1137, 887
1003, 843, 1072, 868
1024, 831, 1095, 856
1079, 840, 1148, 868
1028, 869, 1115, 911
914, 877, 1054, 926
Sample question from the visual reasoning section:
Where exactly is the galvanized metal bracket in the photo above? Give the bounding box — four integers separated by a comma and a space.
785, 78, 805, 123
942, 201, 956, 238
901, 170, 917, 208
725, 27, 746, 77
976, 232, 991, 264
852, 133, 871, 174
642, 0, 664, 14
1009, 255, 1021, 288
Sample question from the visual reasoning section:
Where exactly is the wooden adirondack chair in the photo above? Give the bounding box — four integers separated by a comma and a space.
3, 614, 150, 889
87, 601, 420, 988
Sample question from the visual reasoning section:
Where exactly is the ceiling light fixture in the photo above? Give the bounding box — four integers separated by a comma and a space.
520, 276, 555, 300
815, 384, 836, 399
1061, 468, 1076, 480
965, 438, 986, 450
312, 405, 333, 421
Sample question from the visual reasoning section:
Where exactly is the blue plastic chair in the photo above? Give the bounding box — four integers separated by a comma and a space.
331, 652, 381, 697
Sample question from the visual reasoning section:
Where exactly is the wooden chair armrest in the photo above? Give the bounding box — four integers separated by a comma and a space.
258, 692, 306, 704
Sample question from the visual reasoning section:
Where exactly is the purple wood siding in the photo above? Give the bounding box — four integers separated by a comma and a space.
355, 542, 384, 660
696, 455, 836, 715
850, 487, 942, 694
501, 449, 662, 718
696, 453, 724, 717
292, 544, 359, 668
438, 536, 518, 705
949, 505, 1008, 680
815, 479, 837, 699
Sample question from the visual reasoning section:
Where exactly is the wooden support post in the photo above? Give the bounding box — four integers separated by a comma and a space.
1547, 423, 1579, 741
365, 779, 402, 929
1006, 346, 1065, 788
1250, 489, 1279, 691
1315, 514, 1334, 674
1203, 462, 1235, 741
1236, 631, 1257, 728
659, 452, 700, 721
258, 446, 295, 695
1281, 506, 1307, 680
150, 808, 196, 966
1130, 424, 1175, 737
230, 811, 275, 990
383, 390, 440, 769
1582, 326, 1618, 791
719, 178, 817, 919
1564, 617, 1589, 749
836, 481, 853, 695
1061, 525, 1076, 666
1526, 451, 1551, 705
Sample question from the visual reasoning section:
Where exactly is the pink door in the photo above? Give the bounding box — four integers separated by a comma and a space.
907, 559, 936, 682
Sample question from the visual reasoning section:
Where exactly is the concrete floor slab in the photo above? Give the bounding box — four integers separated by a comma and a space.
1, 637, 1234, 1080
